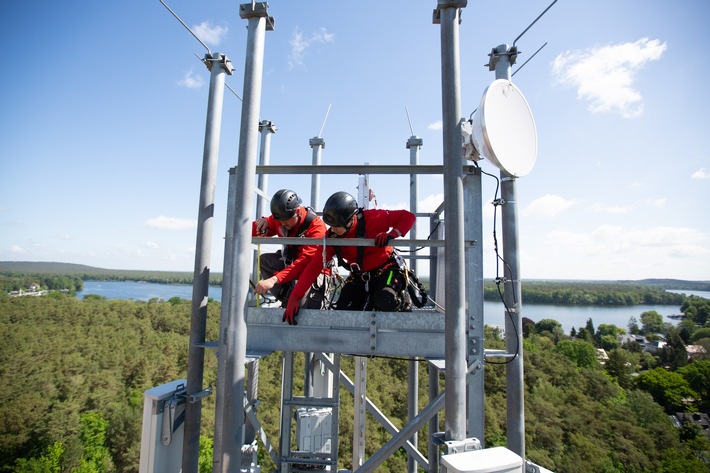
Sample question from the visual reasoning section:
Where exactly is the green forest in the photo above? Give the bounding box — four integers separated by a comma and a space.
2, 285, 710, 472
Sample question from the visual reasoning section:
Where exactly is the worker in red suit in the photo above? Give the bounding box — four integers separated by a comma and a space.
252, 189, 329, 315
282, 191, 416, 324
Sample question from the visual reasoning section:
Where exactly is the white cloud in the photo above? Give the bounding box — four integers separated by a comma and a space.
288, 27, 334, 69
652, 198, 667, 207
192, 20, 227, 46
177, 69, 204, 89
543, 224, 709, 278
418, 193, 444, 213
691, 168, 710, 180
588, 202, 630, 215
10, 245, 24, 254
524, 194, 576, 218
428, 121, 443, 131
145, 241, 161, 249
552, 38, 667, 118
146, 216, 196, 230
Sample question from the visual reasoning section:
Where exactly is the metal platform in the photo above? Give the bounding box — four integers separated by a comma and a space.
246, 307, 446, 358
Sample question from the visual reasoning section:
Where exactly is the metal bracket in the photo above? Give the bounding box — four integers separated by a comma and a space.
464, 165, 481, 175
239, 2, 275, 31
309, 136, 325, 149
431, 433, 481, 455
487, 45, 519, 71
504, 304, 520, 315
432, 0, 467, 24
160, 383, 188, 446
203, 53, 235, 75
467, 359, 483, 375
187, 387, 213, 404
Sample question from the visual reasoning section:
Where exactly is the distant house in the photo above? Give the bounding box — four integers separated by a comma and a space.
619, 334, 648, 350
675, 412, 710, 441
618, 335, 670, 355
645, 340, 667, 354
619, 334, 645, 344
596, 348, 609, 365
686, 345, 707, 361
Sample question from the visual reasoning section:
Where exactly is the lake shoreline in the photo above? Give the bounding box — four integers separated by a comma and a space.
75, 281, 709, 334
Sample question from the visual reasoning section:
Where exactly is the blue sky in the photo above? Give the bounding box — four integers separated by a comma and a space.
1, 0, 708, 281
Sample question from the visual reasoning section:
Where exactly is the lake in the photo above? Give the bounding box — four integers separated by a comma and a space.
76, 281, 709, 334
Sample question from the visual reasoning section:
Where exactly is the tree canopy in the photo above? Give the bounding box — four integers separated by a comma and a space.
1, 288, 709, 472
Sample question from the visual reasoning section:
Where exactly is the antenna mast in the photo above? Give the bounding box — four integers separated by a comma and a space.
159, 0, 212, 55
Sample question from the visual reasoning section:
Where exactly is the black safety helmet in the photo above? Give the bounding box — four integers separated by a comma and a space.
322, 191, 359, 227
270, 189, 302, 221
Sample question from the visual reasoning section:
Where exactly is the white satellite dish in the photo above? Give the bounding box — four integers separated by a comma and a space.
472, 79, 537, 177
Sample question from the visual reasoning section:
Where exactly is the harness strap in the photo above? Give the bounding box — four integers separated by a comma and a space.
333, 208, 365, 271
406, 269, 428, 308
284, 208, 317, 263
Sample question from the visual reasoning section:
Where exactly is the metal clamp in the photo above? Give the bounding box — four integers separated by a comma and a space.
160, 384, 187, 446
187, 388, 213, 404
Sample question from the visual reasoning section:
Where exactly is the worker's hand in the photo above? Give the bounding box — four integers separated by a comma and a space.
255, 217, 269, 235
374, 230, 399, 247
282, 296, 301, 325
255, 276, 278, 296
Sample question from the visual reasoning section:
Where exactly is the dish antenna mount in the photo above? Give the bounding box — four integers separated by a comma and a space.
463, 0, 557, 176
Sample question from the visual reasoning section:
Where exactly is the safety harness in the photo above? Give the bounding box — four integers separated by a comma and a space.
329, 209, 427, 309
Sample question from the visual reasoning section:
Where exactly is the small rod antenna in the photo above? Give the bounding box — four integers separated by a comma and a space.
469, 41, 547, 120
318, 104, 332, 138
512, 42, 547, 77
512, 0, 558, 47
225, 82, 243, 102
405, 106, 415, 136
159, 0, 212, 55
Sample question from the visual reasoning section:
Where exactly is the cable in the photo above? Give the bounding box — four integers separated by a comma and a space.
477, 163, 520, 365
344, 353, 426, 363
394, 220, 442, 253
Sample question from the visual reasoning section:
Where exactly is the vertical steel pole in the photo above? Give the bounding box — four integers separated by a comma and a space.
406, 135, 422, 473
353, 356, 367, 469
306, 135, 325, 404
407, 359, 418, 473
464, 166, 485, 441
256, 120, 276, 218
407, 135, 422, 274
247, 121, 274, 444
213, 167, 238, 469
216, 4, 272, 472
436, 0, 467, 442
183, 52, 232, 473
427, 362, 440, 473
492, 43, 525, 460
428, 214, 441, 303
309, 137, 325, 209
